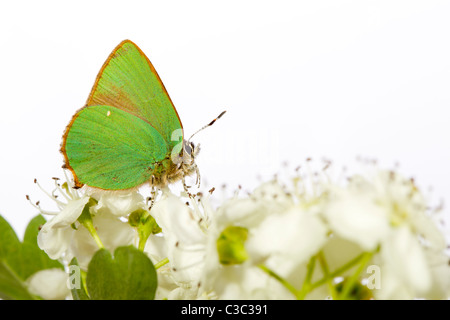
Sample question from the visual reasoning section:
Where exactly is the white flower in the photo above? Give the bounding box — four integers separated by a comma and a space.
371, 226, 449, 300
323, 170, 445, 249
247, 206, 328, 277
66, 212, 136, 270
424, 250, 450, 299
29, 160, 449, 300
145, 188, 209, 299
33, 173, 137, 264
206, 264, 292, 300
26, 268, 70, 300
201, 179, 328, 299
324, 179, 390, 250
37, 197, 89, 259
322, 169, 448, 299
373, 226, 432, 299
90, 190, 145, 217
37, 196, 89, 259
32, 175, 91, 260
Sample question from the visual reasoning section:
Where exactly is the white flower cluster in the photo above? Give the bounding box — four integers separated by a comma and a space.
31, 162, 450, 300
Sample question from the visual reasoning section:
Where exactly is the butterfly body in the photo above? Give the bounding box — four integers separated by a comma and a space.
61, 40, 199, 191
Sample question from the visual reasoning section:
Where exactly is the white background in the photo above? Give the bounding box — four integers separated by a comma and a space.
1, 1, 449, 237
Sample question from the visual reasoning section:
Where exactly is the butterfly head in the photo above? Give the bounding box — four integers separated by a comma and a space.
180, 140, 200, 167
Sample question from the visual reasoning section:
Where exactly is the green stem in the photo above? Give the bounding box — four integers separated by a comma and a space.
84, 220, 104, 249
297, 255, 317, 300
77, 199, 104, 249
128, 209, 160, 252
338, 251, 374, 300
138, 234, 147, 252
310, 251, 368, 291
258, 264, 299, 298
317, 251, 338, 300
154, 258, 170, 269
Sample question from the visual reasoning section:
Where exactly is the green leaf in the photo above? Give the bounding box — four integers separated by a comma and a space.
8, 242, 63, 281
86, 246, 157, 300
0, 215, 64, 300
0, 216, 21, 260
0, 216, 37, 299
0, 260, 37, 300
23, 214, 46, 245
12, 215, 63, 280
69, 258, 90, 300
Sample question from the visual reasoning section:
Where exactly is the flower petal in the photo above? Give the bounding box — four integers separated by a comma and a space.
27, 268, 70, 300
37, 224, 74, 260
93, 191, 144, 217
324, 187, 390, 250
67, 213, 136, 270
44, 196, 89, 229
247, 207, 328, 276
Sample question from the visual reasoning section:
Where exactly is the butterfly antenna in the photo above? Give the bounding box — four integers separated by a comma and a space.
188, 110, 226, 142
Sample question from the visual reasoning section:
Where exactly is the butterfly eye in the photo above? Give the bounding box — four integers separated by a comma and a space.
184, 141, 192, 155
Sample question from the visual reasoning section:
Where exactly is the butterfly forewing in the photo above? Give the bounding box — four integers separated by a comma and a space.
86, 40, 183, 148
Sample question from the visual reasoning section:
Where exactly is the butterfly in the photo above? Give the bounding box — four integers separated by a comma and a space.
61, 40, 224, 196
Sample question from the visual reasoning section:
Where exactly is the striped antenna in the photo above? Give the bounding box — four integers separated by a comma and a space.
188, 110, 226, 142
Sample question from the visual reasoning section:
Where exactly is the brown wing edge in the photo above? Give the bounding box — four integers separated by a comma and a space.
60, 107, 85, 189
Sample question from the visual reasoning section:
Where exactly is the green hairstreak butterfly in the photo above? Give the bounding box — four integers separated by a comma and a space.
61, 40, 225, 193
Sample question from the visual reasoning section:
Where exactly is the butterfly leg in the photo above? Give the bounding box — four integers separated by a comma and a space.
182, 174, 194, 198
148, 185, 158, 210
147, 176, 158, 210
195, 164, 201, 188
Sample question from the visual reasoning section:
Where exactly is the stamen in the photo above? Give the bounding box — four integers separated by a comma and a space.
34, 178, 66, 205
63, 170, 77, 198
172, 255, 205, 272
52, 179, 71, 203
233, 184, 242, 198
189, 195, 206, 223
195, 164, 201, 187
26, 195, 59, 215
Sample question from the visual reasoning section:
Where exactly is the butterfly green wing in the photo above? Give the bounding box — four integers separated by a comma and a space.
62, 105, 168, 190
86, 39, 183, 149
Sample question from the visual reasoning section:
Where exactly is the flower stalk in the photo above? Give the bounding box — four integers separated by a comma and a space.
77, 198, 104, 249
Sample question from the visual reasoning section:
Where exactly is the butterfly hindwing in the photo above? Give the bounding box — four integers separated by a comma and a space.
62, 105, 168, 190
